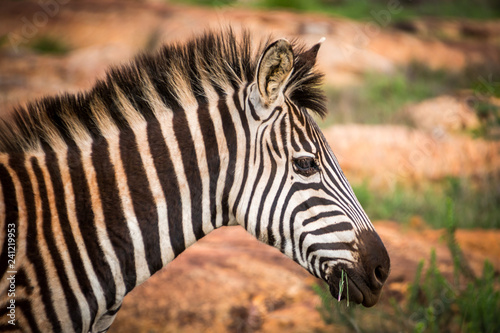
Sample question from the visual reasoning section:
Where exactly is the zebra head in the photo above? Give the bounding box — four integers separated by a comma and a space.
238, 38, 390, 307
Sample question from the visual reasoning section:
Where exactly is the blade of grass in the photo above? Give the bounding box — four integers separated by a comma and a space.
346, 270, 349, 307
338, 270, 345, 302
338, 269, 350, 307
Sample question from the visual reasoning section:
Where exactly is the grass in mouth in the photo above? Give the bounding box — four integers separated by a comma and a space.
338, 269, 349, 307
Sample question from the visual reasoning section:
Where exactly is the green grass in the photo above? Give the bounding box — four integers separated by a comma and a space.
338, 269, 349, 306
352, 175, 500, 229
29, 36, 70, 55
458, 261, 500, 333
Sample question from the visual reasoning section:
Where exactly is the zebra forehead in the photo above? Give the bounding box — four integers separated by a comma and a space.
0, 28, 326, 153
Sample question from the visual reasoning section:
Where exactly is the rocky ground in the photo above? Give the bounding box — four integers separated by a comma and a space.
1, 1, 499, 332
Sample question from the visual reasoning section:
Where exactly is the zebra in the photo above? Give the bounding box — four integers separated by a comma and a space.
0, 29, 390, 332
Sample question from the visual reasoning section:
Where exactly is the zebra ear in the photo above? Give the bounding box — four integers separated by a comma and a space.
297, 37, 324, 71
256, 39, 294, 106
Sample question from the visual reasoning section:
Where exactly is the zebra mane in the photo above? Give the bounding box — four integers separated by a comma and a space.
0, 29, 326, 153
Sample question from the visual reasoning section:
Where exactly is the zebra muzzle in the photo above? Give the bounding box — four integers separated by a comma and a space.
328, 229, 390, 307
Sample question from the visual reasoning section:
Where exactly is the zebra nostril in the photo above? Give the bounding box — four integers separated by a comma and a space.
374, 265, 388, 285
357, 229, 391, 291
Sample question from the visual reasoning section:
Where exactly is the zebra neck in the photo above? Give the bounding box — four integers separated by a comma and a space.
73, 111, 236, 290
81, 95, 244, 288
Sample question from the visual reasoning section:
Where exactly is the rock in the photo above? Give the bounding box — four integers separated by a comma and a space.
112, 226, 326, 333
323, 124, 500, 188
404, 95, 480, 134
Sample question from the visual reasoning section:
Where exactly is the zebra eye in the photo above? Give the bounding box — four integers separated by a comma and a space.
293, 156, 320, 176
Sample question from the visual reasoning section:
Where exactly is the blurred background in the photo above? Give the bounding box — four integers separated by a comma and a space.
1, 0, 499, 332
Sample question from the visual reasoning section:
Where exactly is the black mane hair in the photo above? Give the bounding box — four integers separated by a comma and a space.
0, 29, 326, 153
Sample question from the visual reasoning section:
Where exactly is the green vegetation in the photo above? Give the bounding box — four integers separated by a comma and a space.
254, 0, 398, 20
392, 0, 500, 20
298, 0, 500, 21
314, 202, 500, 332
392, 253, 500, 333
171, 0, 237, 7
472, 100, 500, 139
316, 61, 500, 140
0, 34, 8, 48
174, 0, 500, 20
471, 75, 500, 139
29, 36, 70, 55
352, 175, 500, 229
320, 64, 457, 126
318, 62, 500, 127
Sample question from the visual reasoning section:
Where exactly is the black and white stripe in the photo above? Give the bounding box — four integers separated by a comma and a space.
0, 29, 389, 332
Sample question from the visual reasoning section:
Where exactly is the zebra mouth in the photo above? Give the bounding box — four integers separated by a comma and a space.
328, 275, 363, 305
327, 269, 380, 307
